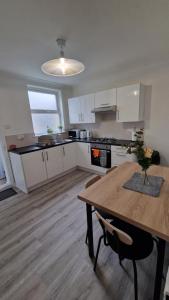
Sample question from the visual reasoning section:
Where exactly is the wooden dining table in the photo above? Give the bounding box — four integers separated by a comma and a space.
78, 162, 169, 300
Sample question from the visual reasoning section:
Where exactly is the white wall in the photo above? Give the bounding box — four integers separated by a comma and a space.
0, 77, 33, 136
73, 63, 169, 165
0, 73, 72, 136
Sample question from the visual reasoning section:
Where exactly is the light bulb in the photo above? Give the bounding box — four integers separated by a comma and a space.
59, 57, 66, 75
133, 90, 139, 96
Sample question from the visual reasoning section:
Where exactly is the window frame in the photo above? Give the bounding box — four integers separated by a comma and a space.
27, 87, 63, 136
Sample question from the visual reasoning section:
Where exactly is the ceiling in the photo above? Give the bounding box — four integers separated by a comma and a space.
0, 0, 169, 87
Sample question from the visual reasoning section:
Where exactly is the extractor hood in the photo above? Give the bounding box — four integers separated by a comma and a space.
91, 105, 117, 113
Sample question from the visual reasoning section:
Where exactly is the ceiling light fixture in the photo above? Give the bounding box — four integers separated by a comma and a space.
41, 38, 85, 77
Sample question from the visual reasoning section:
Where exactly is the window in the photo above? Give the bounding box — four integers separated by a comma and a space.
28, 89, 63, 136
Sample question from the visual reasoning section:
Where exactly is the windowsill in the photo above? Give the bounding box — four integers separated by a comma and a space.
34, 131, 67, 137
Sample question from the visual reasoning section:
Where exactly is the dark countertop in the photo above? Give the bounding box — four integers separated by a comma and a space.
73, 138, 132, 146
9, 140, 75, 155
9, 138, 132, 155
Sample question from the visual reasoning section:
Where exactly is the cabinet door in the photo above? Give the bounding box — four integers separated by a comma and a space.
111, 146, 134, 166
76, 142, 91, 168
22, 150, 47, 187
116, 84, 142, 122
68, 97, 81, 124
62, 143, 76, 172
95, 89, 116, 108
45, 146, 63, 179
80, 94, 95, 123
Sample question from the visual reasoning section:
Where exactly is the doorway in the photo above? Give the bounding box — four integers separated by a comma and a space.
0, 153, 6, 187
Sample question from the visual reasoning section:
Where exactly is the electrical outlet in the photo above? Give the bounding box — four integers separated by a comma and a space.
17, 135, 24, 140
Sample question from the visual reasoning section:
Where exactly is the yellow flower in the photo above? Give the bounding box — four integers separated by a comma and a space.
144, 147, 153, 159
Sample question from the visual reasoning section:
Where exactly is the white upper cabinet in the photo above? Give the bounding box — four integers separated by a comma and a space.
68, 84, 145, 124
80, 94, 95, 123
94, 88, 116, 108
116, 83, 145, 122
68, 94, 95, 124
68, 97, 81, 124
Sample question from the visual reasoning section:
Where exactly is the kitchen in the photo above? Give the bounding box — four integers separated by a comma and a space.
9, 83, 145, 193
0, 1, 169, 300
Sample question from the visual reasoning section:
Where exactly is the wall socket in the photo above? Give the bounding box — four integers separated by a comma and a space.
17, 135, 25, 140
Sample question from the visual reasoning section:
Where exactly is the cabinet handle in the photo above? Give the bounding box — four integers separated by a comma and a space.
41, 152, 44, 162
81, 113, 83, 122
116, 153, 126, 156
88, 144, 90, 153
101, 103, 109, 106
117, 110, 119, 120
63, 146, 65, 156
79, 113, 81, 122
46, 151, 48, 161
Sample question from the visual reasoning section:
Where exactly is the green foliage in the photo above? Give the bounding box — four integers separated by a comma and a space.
127, 129, 152, 171
47, 126, 53, 134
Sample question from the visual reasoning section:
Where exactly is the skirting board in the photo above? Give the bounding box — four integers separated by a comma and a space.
12, 165, 107, 194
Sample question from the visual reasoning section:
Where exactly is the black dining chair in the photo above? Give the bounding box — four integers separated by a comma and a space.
94, 212, 154, 300
85, 172, 116, 244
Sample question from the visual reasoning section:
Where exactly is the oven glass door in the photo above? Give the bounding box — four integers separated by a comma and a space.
91, 148, 111, 168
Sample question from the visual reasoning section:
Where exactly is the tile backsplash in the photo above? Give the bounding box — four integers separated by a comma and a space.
5, 133, 38, 149
71, 112, 144, 140
5, 132, 68, 149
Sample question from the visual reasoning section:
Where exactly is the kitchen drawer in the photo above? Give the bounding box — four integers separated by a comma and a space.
111, 146, 134, 166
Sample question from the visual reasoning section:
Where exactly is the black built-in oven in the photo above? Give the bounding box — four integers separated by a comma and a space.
91, 143, 111, 168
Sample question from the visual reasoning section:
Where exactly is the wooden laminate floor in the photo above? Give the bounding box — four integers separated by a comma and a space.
0, 169, 168, 300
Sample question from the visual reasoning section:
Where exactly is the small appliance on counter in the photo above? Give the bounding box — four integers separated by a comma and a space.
68, 129, 80, 139
80, 130, 87, 139
86, 130, 92, 139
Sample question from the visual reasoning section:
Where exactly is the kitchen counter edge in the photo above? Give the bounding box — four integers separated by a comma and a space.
8, 139, 132, 155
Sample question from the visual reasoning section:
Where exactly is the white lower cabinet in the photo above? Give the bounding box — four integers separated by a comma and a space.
10, 143, 77, 193
111, 146, 134, 167
45, 146, 63, 179
22, 150, 47, 188
62, 143, 76, 171
76, 142, 91, 168
10, 142, 135, 194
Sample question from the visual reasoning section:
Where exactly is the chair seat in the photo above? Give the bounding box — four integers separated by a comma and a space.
107, 218, 154, 260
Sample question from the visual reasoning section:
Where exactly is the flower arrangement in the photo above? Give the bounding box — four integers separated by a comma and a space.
127, 129, 153, 184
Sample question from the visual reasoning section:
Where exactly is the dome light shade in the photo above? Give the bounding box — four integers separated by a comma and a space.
41, 57, 85, 77
41, 39, 85, 77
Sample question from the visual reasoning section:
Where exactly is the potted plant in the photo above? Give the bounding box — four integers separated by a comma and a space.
47, 126, 53, 134
58, 125, 63, 133
127, 129, 153, 185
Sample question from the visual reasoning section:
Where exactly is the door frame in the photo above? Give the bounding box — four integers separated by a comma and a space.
0, 128, 14, 190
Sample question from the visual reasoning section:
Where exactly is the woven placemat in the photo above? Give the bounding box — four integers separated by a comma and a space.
123, 172, 164, 197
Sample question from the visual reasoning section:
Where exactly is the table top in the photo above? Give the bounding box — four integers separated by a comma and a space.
78, 162, 169, 241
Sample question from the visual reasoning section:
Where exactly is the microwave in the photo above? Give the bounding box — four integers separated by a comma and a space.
68, 129, 80, 139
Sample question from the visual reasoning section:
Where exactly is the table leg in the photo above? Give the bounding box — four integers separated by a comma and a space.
153, 238, 166, 300
86, 203, 94, 258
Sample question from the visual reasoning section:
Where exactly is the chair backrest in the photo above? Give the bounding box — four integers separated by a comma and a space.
96, 212, 133, 245
85, 175, 101, 189
106, 166, 117, 174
